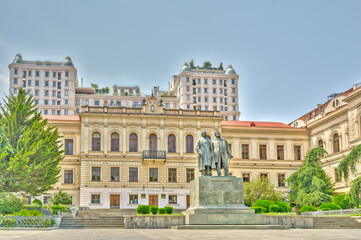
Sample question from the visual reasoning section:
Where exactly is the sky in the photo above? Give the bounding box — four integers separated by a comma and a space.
0, 0, 361, 123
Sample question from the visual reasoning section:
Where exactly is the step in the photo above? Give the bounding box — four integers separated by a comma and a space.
171, 225, 289, 230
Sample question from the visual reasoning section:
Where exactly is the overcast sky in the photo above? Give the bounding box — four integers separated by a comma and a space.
1, 0, 361, 123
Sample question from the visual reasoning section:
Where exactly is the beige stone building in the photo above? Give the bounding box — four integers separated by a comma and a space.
291, 83, 361, 193
35, 96, 309, 209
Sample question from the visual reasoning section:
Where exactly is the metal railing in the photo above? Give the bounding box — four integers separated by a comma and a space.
301, 208, 361, 216
0, 216, 54, 228
143, 150, 166, 160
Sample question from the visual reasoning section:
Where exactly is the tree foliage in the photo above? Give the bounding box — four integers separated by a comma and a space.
286, 147, 334, 207
189, 59, 195, 68
0, 192, 23, 215
244, 177, 282, 204
50, 190, 72, 205
203, 61, 212, 68
337, 144, 361, 207
218, 62, 223, 70
0, 88, 63, 196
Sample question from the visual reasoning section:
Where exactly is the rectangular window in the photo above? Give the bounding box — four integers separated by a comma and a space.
334, 169, 340, 183
278, 174, 286, 187
64, 170, 73, 184
53, 72, 56, 78
186, 86, 190, 92
44, 90, 48, 96
27, 90, 31, 95
52, 100, 56, 105
84, 100, 89, 106
129, 167, 138, 182
232, 88, 235, 94
259, 145, 267, 160
198, 88, 201, 93
14, 69, 18, 75
220, 80, 223, 85
91, 194, 100, 204
213, 88, 216, 94
242, 144, 249, 159
65, 71, 69, 77
94, 100, 99, 106
35, 90, 39, 96
242, 173, 250, 182
232, 79, 235, 84
13, 88, 17, 94
168, 168, 177, 183
197, 79, 201, 84
111, 167, 120, 182
92, 167, 101, 181
65, 100, 68, 105
35, 71, 39, 77
294, 146, 301, 160
44, 110, 48, 115
187, 105, 190, 109
220, 89, 223, 94
14, 78, 17, 85
28, 80, 31, 86
45, 71, 49, 77
204, 88, 208, 93
64, 110, 68, 115
65, 81, 69, 86
129, 195, 138, 204
44, 100, 49, 105
35, 80, 39, 86
260, 173, 268, 179
65, 139, 73, 155
186, 77, 189, 83
232, 97, 236, 102
149, 168, 158, 182
45, 81, 49, 87
116, 101, 121, 107
186, 168, 195, 183
169, 195, 177, 204
65, 90, 69, 96
213, 97, 217, 103
277, 145, 284, 160
52, 110, 55, 115
204, 79, 208, 84
213, 79, 216, 85
53, 81, 56, 87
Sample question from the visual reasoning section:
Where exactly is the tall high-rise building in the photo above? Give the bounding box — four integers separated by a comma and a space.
169, 63, 240, 121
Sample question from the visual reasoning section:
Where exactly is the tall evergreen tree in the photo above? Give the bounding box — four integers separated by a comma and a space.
286, 147, 334, 207
0, 88, 63, 196
337, 144, 361, 207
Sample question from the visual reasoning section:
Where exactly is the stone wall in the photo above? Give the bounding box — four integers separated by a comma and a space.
124, 215, 185, 229
266, 216, 314, 229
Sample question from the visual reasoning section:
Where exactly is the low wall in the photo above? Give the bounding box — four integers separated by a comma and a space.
266, 215, 314, 229
124, 215, 185, 229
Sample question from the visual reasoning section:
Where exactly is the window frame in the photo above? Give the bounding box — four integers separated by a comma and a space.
129, 167, 138, 182
168, 168, 177, 183
110, 167, 120, 182
186, 168, 195, 183
64, 170, 74, 184
91, 167, 101, 182
259, 144, 267, 160
149, 168, 158, 182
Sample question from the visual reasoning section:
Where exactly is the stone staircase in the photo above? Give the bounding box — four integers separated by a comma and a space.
76, 209, 136, 217
59, 216, 124, 229
313, 217, 361, 229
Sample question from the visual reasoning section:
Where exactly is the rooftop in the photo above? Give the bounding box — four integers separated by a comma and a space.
222, 121, 294, 128
42, 115, 80, 122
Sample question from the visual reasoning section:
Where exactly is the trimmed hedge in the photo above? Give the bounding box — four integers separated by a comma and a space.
150, 206, 158, 215
250, 206, 266, 214
319, 203, 341, 211
252, 200, 275, 213
136, 205, 150, 214
269, 205, 279, 213
275, 201, 292, 213
297, 205, 318, 215
164, 206, 173, 214
159, 208, 166, 214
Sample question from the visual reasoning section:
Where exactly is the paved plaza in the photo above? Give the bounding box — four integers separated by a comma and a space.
1, 229, 361, 240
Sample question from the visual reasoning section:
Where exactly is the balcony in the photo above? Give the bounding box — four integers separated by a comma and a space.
142, 150, 166, 160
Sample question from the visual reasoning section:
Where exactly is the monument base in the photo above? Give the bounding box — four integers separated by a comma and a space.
171, 225, 289, 230
183, 176, 266, 225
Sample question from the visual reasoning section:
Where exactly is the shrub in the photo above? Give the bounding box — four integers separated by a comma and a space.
250, 206, 266, 214
333, 194, 351, 209
150, 206, 158, 215
0, 192, 23, 215
297, 205, 318, 215
275, 202, 291, 213
320, 208, 331, 211
32, 199, 42, 206
159, 208, 166, 214
252, 200, 275, 213
51, 205, 67, 215
136, 205, 150, 215
16, 209, 42, 216
269, 205, 280, 213
319, 203, 341, 211
164, 206, 174, 214
50, 191, 72, 205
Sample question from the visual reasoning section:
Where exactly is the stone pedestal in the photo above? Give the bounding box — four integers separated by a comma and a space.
183, 176, 266, 225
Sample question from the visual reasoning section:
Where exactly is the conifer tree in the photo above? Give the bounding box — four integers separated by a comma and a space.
286, 147, 334, 207
0, 88, 63, 196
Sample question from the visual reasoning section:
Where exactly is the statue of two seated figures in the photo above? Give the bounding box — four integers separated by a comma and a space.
195, 130, 233, 176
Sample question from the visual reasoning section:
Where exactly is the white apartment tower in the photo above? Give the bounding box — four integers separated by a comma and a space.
8, 54, 78, 115
170, 63, 240, 120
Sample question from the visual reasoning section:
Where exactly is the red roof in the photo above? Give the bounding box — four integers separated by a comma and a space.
222, 121, 294, 128
42, 115, 80, 122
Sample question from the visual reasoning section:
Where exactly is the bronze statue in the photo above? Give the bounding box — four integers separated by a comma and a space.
195, 131, 212, 176
211, 130, 233, 176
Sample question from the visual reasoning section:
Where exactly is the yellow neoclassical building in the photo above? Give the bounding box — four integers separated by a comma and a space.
40, 96, 310, 209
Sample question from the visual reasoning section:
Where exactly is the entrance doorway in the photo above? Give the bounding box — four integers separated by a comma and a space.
110, 194, 120, 208
186, 195, 190, 208
149, 195, 158, 207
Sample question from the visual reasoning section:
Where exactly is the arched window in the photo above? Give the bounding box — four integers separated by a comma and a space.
168, 134, 176, 153
318, 139, 324, 149
92, 132, 101, 151
111, 133, 119, 152
186, 135, 194, 153
333, 133, 340, 153
129, 133, 138, 152
149, 134, 157, 151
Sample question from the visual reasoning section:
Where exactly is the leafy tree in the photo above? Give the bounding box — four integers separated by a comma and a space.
203, 61, 212, 68
337, 144, 361, 207
286, 147, 334, 207
91, 83, 99, 89
244, 177, 282, 204
50, 190, 72, 205
218, 62, 223, 70
0, 192, 23, 215
0, 88, 63, 196
333, 194, 351, 209
189, 59, 195, 68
